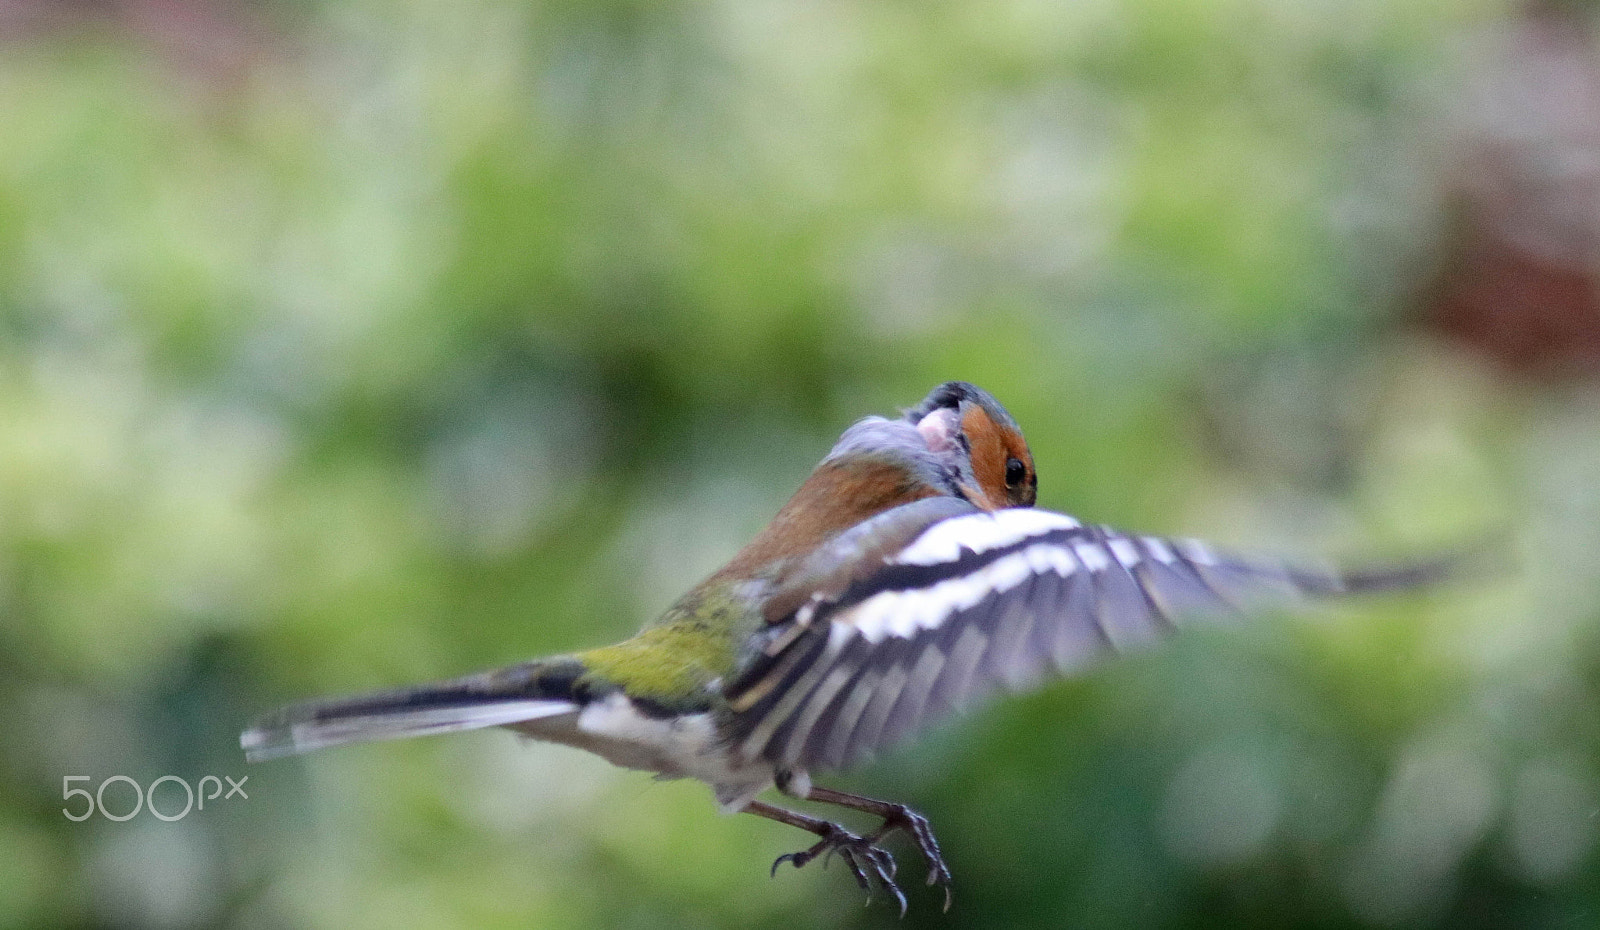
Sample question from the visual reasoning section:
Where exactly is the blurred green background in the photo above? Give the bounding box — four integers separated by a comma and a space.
3, 0, 1598, 926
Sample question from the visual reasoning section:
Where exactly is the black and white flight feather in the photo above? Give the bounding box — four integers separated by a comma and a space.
725, 502, 1450, 775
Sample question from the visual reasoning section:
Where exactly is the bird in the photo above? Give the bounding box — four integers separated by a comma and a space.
241, 381, 1457, 913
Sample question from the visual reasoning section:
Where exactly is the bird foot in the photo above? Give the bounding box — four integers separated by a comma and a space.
772, 822, 907, 915
769, 804, 954, 915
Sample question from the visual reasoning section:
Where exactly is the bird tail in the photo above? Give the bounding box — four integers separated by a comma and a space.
240, 659, 587, 763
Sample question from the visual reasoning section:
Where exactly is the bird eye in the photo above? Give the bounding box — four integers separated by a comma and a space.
1005, 457, 1026, 487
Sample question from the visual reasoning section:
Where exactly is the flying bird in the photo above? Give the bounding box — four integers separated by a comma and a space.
242, 382, 1453, 912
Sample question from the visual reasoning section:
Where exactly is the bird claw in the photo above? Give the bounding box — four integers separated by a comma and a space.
770, 824, 908, 916
879, 805, 954, 912
770, 851, 804, 878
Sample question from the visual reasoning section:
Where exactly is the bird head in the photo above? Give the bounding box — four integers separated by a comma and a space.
715, 383, 1036, 580
823, 381, 1036, 511
903, 381, 1036, 510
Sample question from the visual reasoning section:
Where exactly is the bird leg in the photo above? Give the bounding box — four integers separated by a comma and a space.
744, 799, 907, 915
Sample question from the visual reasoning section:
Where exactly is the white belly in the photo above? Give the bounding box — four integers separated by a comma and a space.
514, 693, 776, 811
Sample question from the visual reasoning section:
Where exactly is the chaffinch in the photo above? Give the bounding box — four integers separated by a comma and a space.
242, 381, 1450, 912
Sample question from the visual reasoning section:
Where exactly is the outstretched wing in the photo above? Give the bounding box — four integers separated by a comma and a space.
725, 508, 1446, 775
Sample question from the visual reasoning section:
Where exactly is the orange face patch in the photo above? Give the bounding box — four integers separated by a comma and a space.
960, 404, 1035, 509
959, 405, 1006, 509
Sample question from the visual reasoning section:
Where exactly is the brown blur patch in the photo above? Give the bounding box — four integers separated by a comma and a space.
1417, 2, 1600, 381
0, 0, 274, 87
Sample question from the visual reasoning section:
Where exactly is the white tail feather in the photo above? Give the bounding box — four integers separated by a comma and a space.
242, 699, 578, 763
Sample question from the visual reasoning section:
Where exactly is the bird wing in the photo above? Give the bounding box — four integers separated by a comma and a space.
724, 507, 1449, 774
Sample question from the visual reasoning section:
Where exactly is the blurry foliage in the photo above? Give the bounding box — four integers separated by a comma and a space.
0, 0, 1594, 928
